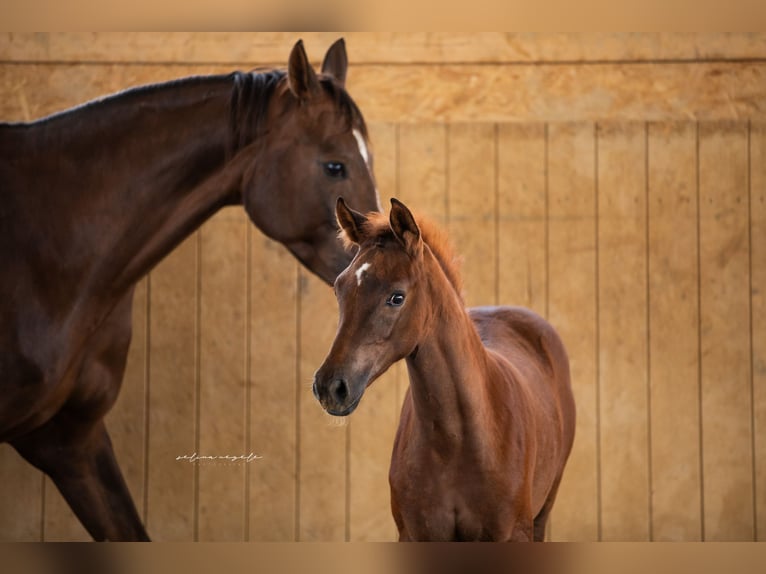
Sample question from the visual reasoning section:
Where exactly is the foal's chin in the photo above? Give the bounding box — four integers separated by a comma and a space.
323, 394, 363, 417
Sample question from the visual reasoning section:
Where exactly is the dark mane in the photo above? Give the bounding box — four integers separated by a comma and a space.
228, 69, 368, 156
3, 68, 368, 150
355, 212, 464, 299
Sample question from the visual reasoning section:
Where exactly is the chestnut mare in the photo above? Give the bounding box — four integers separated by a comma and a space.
314, 198, 575, 541
0, 39, 380, 540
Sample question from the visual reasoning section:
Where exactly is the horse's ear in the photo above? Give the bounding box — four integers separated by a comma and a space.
389, 198, 422, 256
288, 39, 320, 101
336, 197, 368, 246
321, 38, 348, 87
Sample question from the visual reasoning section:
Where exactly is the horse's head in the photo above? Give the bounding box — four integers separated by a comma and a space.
238, 38, 380, 285
313, 197, 436, 416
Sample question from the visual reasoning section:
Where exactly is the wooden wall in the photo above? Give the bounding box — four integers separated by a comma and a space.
0, 33, 764, 541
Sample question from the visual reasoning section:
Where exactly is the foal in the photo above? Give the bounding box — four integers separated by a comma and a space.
313, 198, 576, 541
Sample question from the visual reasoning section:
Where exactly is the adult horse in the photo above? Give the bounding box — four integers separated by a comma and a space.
313, 198, 575, 541
0, 38, 380, 541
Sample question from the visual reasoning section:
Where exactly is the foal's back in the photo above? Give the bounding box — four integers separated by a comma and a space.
469, 305, 576, 465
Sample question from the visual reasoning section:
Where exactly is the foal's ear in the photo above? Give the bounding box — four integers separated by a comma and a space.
288, 39, 320, 101
321, 38, 348, 87
390, 198, 422, 256
336, 197, 368, 246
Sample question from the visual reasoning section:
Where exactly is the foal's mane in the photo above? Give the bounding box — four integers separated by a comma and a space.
355, 212, 464, 299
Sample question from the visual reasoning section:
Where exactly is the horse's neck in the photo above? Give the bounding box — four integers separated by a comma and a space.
404, 254, 492, 453
19, 76, 241, 294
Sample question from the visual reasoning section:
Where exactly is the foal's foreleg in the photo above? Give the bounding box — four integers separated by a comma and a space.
532, 475, 564, 542
11, 413, 149, 541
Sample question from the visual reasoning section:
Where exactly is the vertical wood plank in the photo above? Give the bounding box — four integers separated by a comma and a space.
197, 209, 248, 541
348, 122, 399, 541
497, 123, 547, 311
752, 121, 766, 541
145, 234, 198, 541
647, 122, 702, 540
0, 446, 42, 541
597, 122, 650, 541
247, 234, 298, 541
398, 124, 448, 223
546, 122, 599, 541
106, 277, 149, 528
699, 121, 754, 540
448, 123, 497, 307
298, 269, 346, 540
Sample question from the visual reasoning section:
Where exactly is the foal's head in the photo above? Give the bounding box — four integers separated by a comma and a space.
239, 39, 379, 284
313, 197, 462, 416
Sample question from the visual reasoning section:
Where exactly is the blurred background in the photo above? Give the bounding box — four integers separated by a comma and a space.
0, 32, 763, 541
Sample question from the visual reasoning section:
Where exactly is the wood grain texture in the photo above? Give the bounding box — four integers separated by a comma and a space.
105, 278, 148, 527
699, 121, 754, 541
497, 123, 546, 311
752, 122, 766, 541
647, 122, 702, 540
2, 61, 765, 127
448, 123, 497, 307
597, 122, 650, 541
247, 233, 298, 541
197, 210, 248, 541
2, 33, 764, 64
546, 123, 599, 541
0, 446, 42, 541
297, 270, 347, 541
145, 235, 198, 541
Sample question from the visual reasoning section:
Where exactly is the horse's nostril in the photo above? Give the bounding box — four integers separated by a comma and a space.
330, 378, 348, 403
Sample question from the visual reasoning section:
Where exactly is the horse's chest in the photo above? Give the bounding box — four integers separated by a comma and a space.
391, 457, 517, 541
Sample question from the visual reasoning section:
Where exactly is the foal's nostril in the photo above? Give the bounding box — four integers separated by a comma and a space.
329, 378, 349, 403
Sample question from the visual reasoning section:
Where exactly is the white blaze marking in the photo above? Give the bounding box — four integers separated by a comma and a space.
353, 129, 370, 166
353, 129, 381, 210
355, 262, 371, 286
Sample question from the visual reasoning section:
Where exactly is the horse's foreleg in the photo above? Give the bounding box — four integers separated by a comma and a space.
11, 414, 149, 541
12, 292, 148, 541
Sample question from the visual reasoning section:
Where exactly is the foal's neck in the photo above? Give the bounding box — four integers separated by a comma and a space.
404, 251, 491, 454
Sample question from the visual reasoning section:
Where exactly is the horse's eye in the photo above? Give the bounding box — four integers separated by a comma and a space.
323, 162, 346, 179
387, 292, 405, 307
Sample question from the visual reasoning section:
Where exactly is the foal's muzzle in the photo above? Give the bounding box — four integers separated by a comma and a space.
312, 374, 361, 416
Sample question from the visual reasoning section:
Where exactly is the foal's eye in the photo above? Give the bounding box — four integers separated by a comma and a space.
387, 292, 405, 307
323, 162, 346, 179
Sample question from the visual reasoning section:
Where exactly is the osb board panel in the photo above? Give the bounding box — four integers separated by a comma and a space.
1, 33, 765, 64
1, 61, 765, 125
